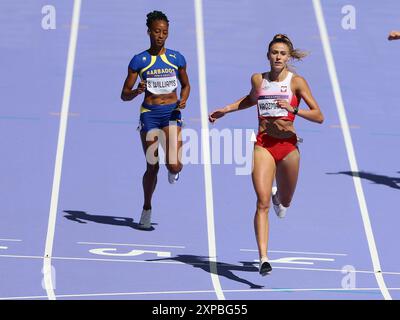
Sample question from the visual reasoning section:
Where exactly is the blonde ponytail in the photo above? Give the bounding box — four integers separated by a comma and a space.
268, 34, 308, 61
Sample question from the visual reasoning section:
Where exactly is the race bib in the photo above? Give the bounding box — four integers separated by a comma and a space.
257, 95, 289, 117
146, 76, 178, 94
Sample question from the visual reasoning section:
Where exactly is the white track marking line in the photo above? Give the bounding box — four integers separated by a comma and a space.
272, 266, 371, 274
0, 296, 49, 300
2, 287, 400, 300
0, 239, 22, 242
226, 288, 400, 293
240, 249, 348, 256
43, 0, 82, 301
53, 256, 183, 264
2, 254, 400, 275
0, 255, 42, 259
312, 0, 391, 300
194, 0, 224, 300
0, 255, 182, 264
77, 242, 185, 249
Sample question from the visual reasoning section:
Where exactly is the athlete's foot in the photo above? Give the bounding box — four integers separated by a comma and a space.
272, 186, 288, 219
138, 208, 152, 229
259, 257, 272, 276
168, 171, 180, 184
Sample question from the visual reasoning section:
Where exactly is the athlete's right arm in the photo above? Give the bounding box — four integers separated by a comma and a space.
208, 74, 259, 123
388, 30, 400, 41
120, 68, 146, 101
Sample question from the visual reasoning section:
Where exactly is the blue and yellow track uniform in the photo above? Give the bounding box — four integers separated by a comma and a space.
129, 49, 186, 132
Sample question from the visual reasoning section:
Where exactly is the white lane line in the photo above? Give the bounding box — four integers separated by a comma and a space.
272, 265, 372, 274
2, 287, 400, 300
2, 254, 400, 275
43, 0, 82, 301
224, 288, 394, 294
194, 0, 224, 301
0, 296, 49, 300
0, 290, 214, 300
0, 254, 181, 264
256, 257, 335, 265
0, 255, 42, 259
312, 0, 391, 300
53, 256, 183, 265
0, 239, 22, 242
240, 249, 348, 256
77, 242, 185, 249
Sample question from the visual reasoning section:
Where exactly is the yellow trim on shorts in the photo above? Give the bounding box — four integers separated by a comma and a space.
140, 106, 151, 113
160, 54, 178, 70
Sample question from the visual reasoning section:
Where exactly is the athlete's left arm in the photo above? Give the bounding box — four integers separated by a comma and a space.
293, 76, 324, 124
177, 66, 191, 109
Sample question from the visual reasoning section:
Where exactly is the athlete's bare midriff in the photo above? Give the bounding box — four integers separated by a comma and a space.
258, 117, 296, 139
143, 91, 178, 105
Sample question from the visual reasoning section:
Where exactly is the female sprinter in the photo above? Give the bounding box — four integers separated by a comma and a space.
121, 11, 190, 229
209, 34, 323, 275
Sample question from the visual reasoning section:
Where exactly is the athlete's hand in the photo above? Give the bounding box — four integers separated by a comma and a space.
136, 80, 146, 94
208, 108, 226, 123
177, 100, 187, 109
388, 31, 400, 41
276, 100, 295, 113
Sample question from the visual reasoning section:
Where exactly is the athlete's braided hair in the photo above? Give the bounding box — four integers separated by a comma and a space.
268, 34, 308, 61
146, 10, 169, 28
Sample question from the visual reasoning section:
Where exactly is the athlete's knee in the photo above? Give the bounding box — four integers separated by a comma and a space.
167, 163, 182, 174
256, 198, 271, 214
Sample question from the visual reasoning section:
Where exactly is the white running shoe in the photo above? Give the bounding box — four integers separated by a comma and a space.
259, 257, 272, 276
168, 171, 180, 184
138, 209, 152, 229
272, 186, 287, 219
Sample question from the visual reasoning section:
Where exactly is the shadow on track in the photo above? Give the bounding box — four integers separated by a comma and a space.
147, 254, 264, 289
63, 210, 156, 231
327, 171, 400, 189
